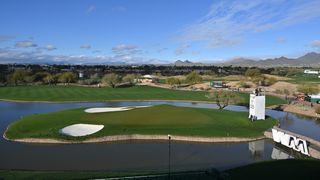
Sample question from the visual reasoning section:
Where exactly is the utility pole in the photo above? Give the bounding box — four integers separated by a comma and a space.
168, 134, 171, 179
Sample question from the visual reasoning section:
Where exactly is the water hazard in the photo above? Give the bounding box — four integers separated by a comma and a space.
0, 101, 318, 171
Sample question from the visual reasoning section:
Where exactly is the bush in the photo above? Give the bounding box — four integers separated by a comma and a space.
58, 72, 77, 84
166, 77, 181, 88
283, 89, 290, 96
102, 73, 121, 88
263, 77, 277, 86
122, 74, 136, 85
316, 107, 320, 115
297, 84, 319, 95
256, 76, 277, 86
274, 89, 283, 94
245, 69, 261, 79
238, 80, 251, 88
186, 71, 202, 84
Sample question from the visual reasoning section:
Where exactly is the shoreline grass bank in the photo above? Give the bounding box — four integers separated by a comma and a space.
3, 133, 266, 144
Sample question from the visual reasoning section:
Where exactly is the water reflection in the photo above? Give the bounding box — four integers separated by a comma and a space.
249, 140, 265, 160
277, 112, 293, 127
271, 147, 293, 160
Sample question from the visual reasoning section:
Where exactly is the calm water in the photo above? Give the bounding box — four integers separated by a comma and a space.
0, 101, 319, 171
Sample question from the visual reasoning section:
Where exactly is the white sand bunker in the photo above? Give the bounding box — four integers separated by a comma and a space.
59, 124, 104, 137
84, 106, 150, 113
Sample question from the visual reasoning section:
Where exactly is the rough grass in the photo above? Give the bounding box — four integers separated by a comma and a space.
0, 85, 286, 106
5, 105, 276, 140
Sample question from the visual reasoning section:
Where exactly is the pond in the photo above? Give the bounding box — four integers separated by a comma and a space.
0, 101, 318, 171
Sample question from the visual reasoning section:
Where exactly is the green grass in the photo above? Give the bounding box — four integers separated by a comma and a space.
0, 85, 286, 106
5, 105, 276, 140
226, 159, 320, 180
286, 73, 320, 84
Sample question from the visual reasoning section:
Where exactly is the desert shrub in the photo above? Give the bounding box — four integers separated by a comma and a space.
238, 79, 251, 88
297, 84, 319, 95
274, 89, 283, 94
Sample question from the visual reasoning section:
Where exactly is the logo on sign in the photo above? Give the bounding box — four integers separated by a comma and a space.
272, 128, 309, 156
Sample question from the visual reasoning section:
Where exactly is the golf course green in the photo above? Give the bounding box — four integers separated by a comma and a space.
5, 105, 276, 141
0, 85, 286, 106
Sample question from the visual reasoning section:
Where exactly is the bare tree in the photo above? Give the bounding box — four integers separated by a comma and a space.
207, 90, 241, 110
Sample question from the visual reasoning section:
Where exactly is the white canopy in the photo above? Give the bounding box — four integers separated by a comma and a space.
142, 75, 157, 79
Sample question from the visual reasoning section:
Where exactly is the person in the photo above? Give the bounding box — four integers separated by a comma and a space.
255, 88, 259, 95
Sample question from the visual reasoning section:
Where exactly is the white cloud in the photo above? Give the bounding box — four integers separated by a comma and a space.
112, 44, 137, 53
15, 40, 37, 48
310, 40, 320, 48
180, 0, 320, 48
0, 48, 167, 64
87, 5, 95, 13
0, 35, 15, 42
111, 44, 142, 56
45, 44, 57, 51
175, 44, 190, 55
80, 44, 91, 49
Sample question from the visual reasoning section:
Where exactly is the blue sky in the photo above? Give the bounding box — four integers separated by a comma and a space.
0, 0, 320, 64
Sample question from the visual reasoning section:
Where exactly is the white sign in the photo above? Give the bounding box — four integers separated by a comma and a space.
272, 128, 309, 156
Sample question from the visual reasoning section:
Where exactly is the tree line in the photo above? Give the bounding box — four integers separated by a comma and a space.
3, 69, 141, 88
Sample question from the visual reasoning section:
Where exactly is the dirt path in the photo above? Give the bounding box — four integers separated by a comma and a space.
271, 103, 320, 119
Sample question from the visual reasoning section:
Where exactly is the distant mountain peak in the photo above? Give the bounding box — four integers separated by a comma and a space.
174, 59, 204, 66
218, 52, 320, 67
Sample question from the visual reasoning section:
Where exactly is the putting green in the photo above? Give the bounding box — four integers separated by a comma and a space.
5, 105, 276, 141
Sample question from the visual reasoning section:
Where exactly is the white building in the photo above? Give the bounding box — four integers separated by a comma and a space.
79, 72, 84, 79
304, 69, 319, 74
249, 89, 265, 120
138, 75, 159, 83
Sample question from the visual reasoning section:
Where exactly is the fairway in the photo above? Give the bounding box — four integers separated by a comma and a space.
0, 85, 286, 106
5, 105, 276, 141
286, 73, 320, 84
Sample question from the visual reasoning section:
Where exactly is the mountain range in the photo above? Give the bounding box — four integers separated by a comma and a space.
173, 52, 320, 67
